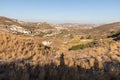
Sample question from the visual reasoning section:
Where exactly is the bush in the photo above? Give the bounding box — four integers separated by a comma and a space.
37, 32, 45, 37
69, 44, 89, 50
110, 31, 115, 35
69, 41, 98, 50
87, 35, 92, 39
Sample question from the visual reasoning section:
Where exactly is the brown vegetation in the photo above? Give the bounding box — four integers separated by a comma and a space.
0, 16, 54, 31
0, 16, 21, 26
0, 32, 120, 80
89, 22, 120, 38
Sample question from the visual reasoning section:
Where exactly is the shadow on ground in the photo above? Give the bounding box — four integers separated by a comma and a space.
108, 32, 120, 41
0, 54, 120, 80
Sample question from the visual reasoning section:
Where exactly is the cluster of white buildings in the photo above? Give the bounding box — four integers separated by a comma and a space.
8, 25, 31, 34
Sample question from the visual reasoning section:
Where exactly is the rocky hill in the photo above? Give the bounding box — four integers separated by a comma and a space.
0, 16, 54, 30
89, 22, 120, 38
0, 16, 21, 26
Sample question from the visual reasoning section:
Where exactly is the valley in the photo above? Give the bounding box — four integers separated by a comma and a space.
0, 16, 120, 80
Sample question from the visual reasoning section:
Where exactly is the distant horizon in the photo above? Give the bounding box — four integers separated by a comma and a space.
21, 18, 118, 24
0, 0, 120, 24
1, 15, 120, 25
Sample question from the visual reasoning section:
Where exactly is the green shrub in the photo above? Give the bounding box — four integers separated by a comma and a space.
69, 44, 88, 50
110, 31, 115, 35
69, 40, 98, 50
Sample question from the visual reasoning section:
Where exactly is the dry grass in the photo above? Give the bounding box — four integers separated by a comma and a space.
0, 32, 120, 65
0, 33, 56, 62
0, 32, 120, 80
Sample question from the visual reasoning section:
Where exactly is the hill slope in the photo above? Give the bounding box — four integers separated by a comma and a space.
0, 16, 21, 26
89, 22, 120, 38
0, 16, 54, 30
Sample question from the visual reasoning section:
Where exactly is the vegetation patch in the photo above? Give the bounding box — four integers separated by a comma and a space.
69, 40, 99, 50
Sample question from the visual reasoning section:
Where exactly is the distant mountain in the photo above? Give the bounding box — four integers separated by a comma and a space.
53, 23, 99, 29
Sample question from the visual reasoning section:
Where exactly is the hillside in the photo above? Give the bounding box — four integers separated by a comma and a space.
1, 17, 120, 38
89, 22, 120, 38
0, 32, 120, 80
0, 16, 54, 30
0, 16, 21, 26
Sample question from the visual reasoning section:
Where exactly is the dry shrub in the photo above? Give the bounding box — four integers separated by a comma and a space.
0, 32, 120, 80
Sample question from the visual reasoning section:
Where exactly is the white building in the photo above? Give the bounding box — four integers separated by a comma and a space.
8, 25, 31, 34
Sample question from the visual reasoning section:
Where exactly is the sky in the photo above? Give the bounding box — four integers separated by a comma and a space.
0, 0, 120, 24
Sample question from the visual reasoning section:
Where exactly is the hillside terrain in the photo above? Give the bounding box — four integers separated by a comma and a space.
89, 22, 120, 38
0, 16, 120, 80
1, 16, 120, 39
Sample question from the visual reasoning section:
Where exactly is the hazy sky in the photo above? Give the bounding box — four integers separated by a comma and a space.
0, 0, 120, 23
